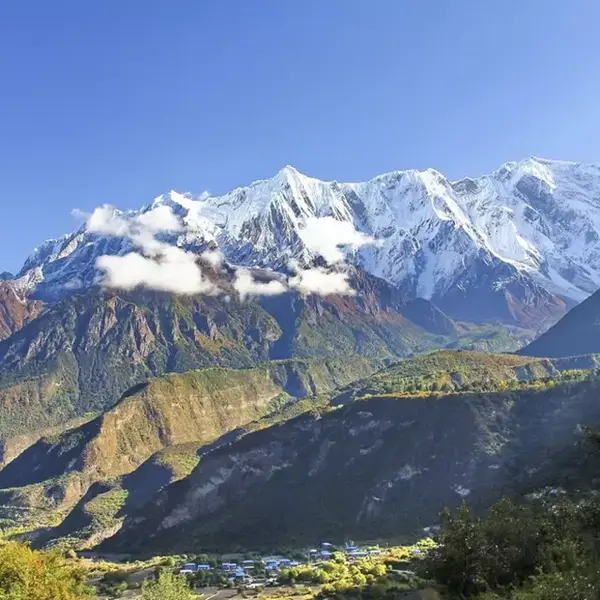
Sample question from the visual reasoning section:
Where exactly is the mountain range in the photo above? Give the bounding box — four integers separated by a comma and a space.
1, 156, 600, 553
7, 156, 600, 329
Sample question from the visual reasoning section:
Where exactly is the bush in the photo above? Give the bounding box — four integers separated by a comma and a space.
141, 569, 194, 600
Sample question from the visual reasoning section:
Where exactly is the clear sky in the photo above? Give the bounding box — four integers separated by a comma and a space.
1, 0, 600, 273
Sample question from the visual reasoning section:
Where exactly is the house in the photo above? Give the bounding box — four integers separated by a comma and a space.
197, 564, 211, 571
278, 559, 292, 567
182, 563, 197, 572
222, 562, 237, 571
241, 560, 255, 568
289, 561, 301, 567
179, 569, 195, 575
345, 545, 358, 553
232, 567, 252, 583
320, 551, 332, 559
349, 551, 368, 558
309, 549, 318, 555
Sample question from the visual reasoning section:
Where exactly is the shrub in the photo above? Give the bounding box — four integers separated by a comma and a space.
141, 569, 194, 600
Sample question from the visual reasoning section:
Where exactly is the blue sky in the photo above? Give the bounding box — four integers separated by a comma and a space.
1, 0, 600, 273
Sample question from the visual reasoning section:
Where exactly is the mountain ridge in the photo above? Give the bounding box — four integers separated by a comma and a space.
7, 156, 600, 330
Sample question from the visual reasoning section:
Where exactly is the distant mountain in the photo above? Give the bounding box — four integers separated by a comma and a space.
11, 157, 600, 329
521, 288, 600, 358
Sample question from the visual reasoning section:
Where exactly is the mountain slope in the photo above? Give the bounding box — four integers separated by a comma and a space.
0, 264, 521, 456
0, 290, 281, 445
0, 282, 43, 340
521, 288, 600, 358
0, 357, 382, 531
104, 373, 600, 553
15, 157, 600, 328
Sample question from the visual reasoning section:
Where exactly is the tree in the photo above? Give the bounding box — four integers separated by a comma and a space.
141, 569, 194, 600
0, 541, 92, 599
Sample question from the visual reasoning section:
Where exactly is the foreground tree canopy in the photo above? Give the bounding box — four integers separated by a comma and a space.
0, 541, 91, 599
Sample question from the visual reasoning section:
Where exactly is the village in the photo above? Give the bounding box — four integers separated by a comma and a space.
176, 541, 416, 588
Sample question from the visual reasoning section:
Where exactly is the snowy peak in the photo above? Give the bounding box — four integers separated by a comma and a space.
13, 157, 600, 327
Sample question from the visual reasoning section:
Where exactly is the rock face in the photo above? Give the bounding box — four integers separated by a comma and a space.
11, 157, 600, 329
0, 282, 43, 340
105, 375, 600, 553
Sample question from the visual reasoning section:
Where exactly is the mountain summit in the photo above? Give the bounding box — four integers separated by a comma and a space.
11, 157, 600, 328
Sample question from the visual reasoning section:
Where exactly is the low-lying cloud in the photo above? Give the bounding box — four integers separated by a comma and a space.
298, 216, 376, 264
81, 204, 370, 300
97, 249, 216, 295
233, 269, 288, 301
288, 265, 354, 296
87, 204, 215, 295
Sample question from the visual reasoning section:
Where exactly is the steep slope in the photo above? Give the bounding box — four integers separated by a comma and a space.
105, 373, 600, 553
14, 157, 600, 328
0, 357, 383, 526
521, 288, 600, 358
0, 282, 44, 340
0, 290, 281, 446
46, 443, 202, 548
0, 266, 511, 454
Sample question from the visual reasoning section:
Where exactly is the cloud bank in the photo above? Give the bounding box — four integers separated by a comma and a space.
84, 204, 374, 300
88, 204, 215, 295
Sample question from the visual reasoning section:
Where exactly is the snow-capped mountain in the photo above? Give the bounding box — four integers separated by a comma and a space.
12, 156, 600, 329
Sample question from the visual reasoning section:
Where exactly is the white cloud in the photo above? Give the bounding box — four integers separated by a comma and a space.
87, 205, 131, 237
135, 205, 183, 234
200, 248, 225, 270
298, 216, 376, 264
233, 269, 288, 301
89, 203, 218, 295
87, 204, 182, 241
85, 204, 365, 298
288, 266, 354, 296
97, 247, 216, 295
